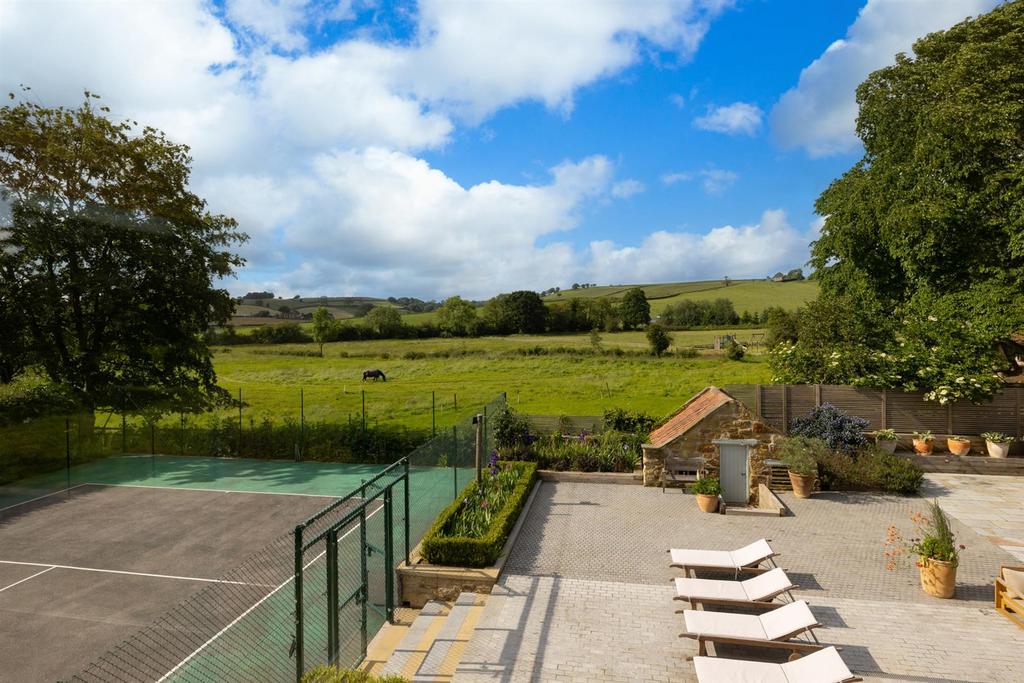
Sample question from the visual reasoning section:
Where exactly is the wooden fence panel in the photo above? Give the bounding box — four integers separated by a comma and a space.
724, 383, 1024, 437
527, 415, 604, 435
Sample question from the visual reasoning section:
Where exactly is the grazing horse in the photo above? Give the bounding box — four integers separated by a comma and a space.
362, 369, 386, 382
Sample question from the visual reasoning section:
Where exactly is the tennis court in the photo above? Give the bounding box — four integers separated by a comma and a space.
0, 456, 397, 682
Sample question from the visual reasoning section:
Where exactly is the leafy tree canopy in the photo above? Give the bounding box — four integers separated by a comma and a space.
365, 305, 403, 337
774, 3, 1024, 403
437, 295, 478, 337
482, 291, 547, 334
0, 90, 246, 411
619, 287, 651, 330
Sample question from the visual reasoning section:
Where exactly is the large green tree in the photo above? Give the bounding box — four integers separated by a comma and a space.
0, 91, 246, 411
774, 3, 1024, 402
619, 287, 651, 330
482, 291, 547, 334
311, 306, 336, 356
437, 295, 478, 337
365, 305, 403, 337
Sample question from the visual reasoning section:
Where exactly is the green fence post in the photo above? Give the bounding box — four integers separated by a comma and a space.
298, 387, 304, 462
453, 393, 457, 411
238, 387, 243, 456
294, 524, 305, 682
65, 417, 71, 492
452, 425, 458, 501
359, 505, 368, 658
403, 457, 410, 566
326, 528, 339, 664
384, 487, 394, 623
180, 412, 185, 456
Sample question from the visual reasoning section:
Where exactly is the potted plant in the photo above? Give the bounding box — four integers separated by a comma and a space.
690, 477, 721, 513
912, 430, 934, 455
875, 428, 899, 454
884, 500, 964, 598
946, 435, 971, 456
981, 432, 1015, 458
776, 437, 821, 499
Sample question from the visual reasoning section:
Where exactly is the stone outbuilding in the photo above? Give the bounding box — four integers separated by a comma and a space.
641, 386, 783, 504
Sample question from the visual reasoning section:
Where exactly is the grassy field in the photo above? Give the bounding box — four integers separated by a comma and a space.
210, 331, 772, 431
545, 278, 817, 314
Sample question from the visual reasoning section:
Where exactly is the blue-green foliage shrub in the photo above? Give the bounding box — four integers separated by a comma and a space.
790, 403, 868, 454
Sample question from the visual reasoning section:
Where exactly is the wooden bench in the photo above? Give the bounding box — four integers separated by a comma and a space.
662, 456, 705, 492
995, 565, 1024, 629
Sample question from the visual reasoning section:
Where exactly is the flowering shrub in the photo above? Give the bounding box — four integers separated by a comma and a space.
789, 404, 868, 454
815, 445, 923, 494
884, 500, 964, 570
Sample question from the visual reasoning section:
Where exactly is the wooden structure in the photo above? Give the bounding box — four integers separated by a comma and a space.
526, 414, 603, 436
725, 384, 1024, 453
995, 565, 1024, 629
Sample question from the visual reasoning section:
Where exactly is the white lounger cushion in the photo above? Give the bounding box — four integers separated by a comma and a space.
694, 646, 855, 683
684, 600, 816, 641
671, 539, 774, 570
675, 567, 793, 602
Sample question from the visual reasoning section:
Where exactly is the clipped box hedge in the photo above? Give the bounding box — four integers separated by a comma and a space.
420, 461, 537, 568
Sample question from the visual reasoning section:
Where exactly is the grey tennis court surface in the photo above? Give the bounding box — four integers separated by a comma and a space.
0, 484, 339, 682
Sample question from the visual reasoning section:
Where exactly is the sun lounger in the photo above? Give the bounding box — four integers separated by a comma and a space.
996, 565, 1024, 629
693, 645, 861, 682
674, 567, 796, 610
680, 599, 824, 657
670, 538, 778, 577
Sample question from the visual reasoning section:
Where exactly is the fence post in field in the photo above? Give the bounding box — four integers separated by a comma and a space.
432, 391, 436, 437
474, 414, 484, 483
362, 390, 366, 433
121, 414, 126, 454
454, 393, 457, 411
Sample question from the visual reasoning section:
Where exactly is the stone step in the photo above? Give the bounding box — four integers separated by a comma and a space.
379, 593, 486, 682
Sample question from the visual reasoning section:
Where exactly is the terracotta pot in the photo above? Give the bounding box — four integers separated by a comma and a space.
877, 438, 898, 454
788, 471, 815, 499
947, 438, 971, 456
987, 440, 1011, 458
695, 493, 719, 513
919, 557, 957, 598
913, 439, 934, 455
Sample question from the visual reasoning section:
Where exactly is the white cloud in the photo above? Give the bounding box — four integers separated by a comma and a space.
700, 169, 738, 195
669, 93, 687, 109
586, 210, 810, 285
661, 172, 693, 185
771, 0, 1000, 156
611, 179, 646, 198
693, 102, 762, 136
0, 0, 753, 298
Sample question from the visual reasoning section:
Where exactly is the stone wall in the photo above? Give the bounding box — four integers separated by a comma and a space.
642, 401, 783, 504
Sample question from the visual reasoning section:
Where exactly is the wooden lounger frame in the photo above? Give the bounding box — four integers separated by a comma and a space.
995, 565, 1024, 629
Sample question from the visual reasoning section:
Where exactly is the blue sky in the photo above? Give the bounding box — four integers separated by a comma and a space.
0, 0, 1003, 299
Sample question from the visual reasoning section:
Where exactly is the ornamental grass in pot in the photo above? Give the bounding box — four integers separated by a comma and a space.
981, 432, 1015, 458
690, 477, 721, 513
884, 500, 964, 599
875, 428, 898, 454
776, 437, 823, 499
912, 431, 934, 455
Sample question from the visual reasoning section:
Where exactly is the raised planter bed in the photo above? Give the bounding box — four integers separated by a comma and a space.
898, 452, 1024, 476
397, 463, 539, 608
537, 469, 641, 485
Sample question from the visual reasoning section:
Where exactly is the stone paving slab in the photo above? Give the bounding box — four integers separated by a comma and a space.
455, 481, 1024, 683
923, 474, 1024, 562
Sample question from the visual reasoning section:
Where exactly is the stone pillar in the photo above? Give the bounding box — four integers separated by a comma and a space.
641, 444, 664, 486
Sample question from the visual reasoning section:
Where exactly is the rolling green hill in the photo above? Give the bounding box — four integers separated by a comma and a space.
544, 278, 817, 314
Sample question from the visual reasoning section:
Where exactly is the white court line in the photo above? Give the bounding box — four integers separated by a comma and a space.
0, 565, 56, 593
0, 484, 92, 514
86, 482, 340, 499
156, 504, 384, 682
0, 560, 276, 588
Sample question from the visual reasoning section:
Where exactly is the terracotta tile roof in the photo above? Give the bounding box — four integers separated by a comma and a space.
647, 386, 735, 448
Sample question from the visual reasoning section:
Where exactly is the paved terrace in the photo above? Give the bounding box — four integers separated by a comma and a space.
454, 480, 1024, 682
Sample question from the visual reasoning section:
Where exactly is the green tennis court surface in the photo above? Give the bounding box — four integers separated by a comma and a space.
0, 455, 474, 681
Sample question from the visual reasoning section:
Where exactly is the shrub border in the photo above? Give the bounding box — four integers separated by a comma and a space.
420, 461, 537, 568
